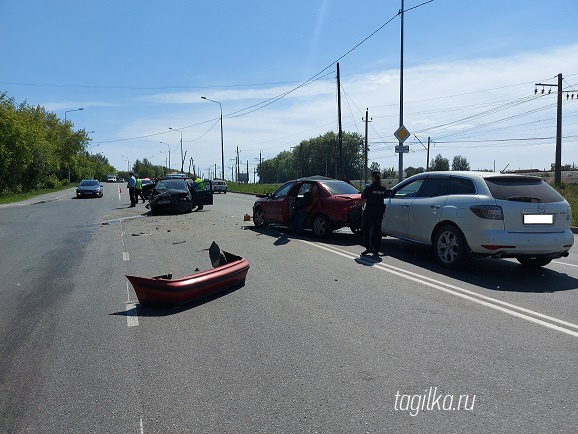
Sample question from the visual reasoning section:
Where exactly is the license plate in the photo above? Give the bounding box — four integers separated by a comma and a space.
158, 200, 170, 205
523, 214, 553, 224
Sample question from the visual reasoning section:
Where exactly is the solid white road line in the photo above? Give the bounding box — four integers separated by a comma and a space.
553, 260, 578, 268
126, 303, 139, 327
303, 240, 578, 339
126, 282, 139, 327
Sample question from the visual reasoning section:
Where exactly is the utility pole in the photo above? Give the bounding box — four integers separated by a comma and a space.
246, 160, 249, 184
363, 108, 372, 184
426, 137, 430, 171
337, 62, 344, 179
398, 0, 405, 183
259, 151, 262, 184
414, 134, 430, 171
535, 73, 563, 186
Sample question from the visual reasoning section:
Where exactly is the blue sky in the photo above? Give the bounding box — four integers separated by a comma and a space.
1, 0, 577, 179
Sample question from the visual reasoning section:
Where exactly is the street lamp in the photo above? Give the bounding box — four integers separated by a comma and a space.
168, 127, 183, 172
64, 107, 83, 123
159, 150, 167, 174
64, 108, 84, 183
201, 96, 225, 181
122, 154, 130, 173
159, 142, 171, 170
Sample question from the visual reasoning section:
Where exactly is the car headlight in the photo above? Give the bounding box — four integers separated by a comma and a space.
469, 205, 503, 220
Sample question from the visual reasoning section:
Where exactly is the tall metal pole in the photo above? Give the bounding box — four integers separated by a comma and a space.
535, 73, 564, 186
160, 142, 171, 171
363, 108, 371, 185
201, 97, 225, 181
427, 136, 431, 171
398, 0, 405, 183
337, 63, 343, 179
555, 73, 563, 186
219, 106, 224, 180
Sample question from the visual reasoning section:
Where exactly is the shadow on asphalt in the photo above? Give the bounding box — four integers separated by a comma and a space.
244, 225, 578, 294
109, 283, 245, 317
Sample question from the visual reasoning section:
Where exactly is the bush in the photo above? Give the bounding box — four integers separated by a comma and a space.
45, 174, 61, 189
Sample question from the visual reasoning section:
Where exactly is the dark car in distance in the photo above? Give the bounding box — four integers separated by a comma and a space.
76, 180, 103, 198
252, 176, 364, 237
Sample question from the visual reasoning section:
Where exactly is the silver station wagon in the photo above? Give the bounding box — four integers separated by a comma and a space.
381, 171, 573, 268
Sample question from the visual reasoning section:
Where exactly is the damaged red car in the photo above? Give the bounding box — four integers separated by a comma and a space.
252, 176, 364, 237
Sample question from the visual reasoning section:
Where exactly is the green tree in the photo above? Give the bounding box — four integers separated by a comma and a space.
381, 166, 397, 180
405, 166, 425, 177
452, 155, 470, 171
430, 154, 450, 171
256, 131, 364, 183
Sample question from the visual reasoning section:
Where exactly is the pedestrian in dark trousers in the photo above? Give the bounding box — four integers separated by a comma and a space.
361, 171, 387, 255
135, 176, 145, 203
127, 172, 136, 207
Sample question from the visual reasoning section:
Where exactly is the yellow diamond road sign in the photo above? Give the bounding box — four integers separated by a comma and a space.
394, 125, 410, 143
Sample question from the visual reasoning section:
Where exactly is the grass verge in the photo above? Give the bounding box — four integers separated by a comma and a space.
0, 184, 73, 205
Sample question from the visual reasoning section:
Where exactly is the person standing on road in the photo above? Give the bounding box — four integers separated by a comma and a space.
127, 172, 136, 207
288, 183, 319, 235
135, 175, 145, 203
361, 171, 387, 255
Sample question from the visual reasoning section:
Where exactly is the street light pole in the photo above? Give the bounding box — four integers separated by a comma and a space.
169, 128, 183, 172
160, 142, 171, 171
64, 108, 84, 184
122, 155, 129, 173
64, 107, 83, 123
159, 150, 167, 174
201, 96, 225, 181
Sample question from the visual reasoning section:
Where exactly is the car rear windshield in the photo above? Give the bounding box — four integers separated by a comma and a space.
156, 180, 188, 191
484, 176, 565, 203
320, 181, 359, 195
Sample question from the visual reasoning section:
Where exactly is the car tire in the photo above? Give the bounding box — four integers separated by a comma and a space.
253, 208, 267, 228
433, 224, 466, 268
312, 214, 332, 238
517, 257, 552, 268
150, 206, 158, 216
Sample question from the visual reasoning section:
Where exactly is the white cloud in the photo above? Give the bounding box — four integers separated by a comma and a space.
108, 43, 578, 174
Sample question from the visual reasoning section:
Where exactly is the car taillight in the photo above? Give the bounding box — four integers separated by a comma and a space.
469, 205, 503, 220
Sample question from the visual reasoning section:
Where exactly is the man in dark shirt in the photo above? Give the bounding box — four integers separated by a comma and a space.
361, 171, 387, 255
288, 183, 319, 234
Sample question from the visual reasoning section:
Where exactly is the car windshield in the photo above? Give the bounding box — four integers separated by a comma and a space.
80, 180, 98, 186
320, 181, 359, 195
484, 176, 565, 203
155, 180, 188, 192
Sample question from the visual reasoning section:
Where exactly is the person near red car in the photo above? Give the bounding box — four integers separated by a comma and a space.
361, 171, 387, 255
288, 183, 319, 234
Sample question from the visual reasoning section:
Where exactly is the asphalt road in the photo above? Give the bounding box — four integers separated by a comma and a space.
1, 184, 577, 433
